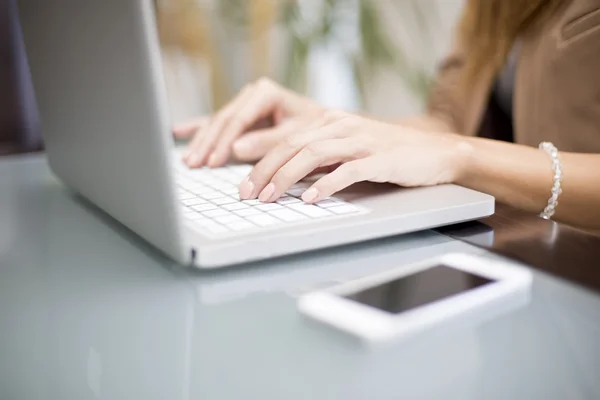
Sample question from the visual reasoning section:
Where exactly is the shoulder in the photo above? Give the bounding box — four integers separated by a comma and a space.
515, 0, 600, 153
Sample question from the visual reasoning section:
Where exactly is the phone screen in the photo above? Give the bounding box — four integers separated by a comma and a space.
343, 265, 495, 314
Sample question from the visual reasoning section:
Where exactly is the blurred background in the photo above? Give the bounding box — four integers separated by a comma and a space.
0, 0, 463, 156
0, 0, 42, 155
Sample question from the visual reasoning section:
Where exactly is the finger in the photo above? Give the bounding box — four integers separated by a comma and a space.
273, 107, 285, 125
231, 127, 283, 162
258, 139, 367, 202
290, 109, 345, 134
173, 117, 209, 139
241, 119, 351, 200
184, 84, 255, 166
237, 111, 342, 161
232, 119, 306, 161
302, 158, 377, 203
184, 83, 256, 167
210, 84, 280, 167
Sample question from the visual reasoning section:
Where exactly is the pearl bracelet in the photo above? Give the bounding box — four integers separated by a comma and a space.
539, 142, 563, 220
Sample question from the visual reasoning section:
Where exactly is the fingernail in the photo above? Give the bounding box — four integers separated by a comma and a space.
186, 153, 201, 166
239, 177, 255, 200
208, 153, 219, 167
259, 183, 276, 202
233, 139, 252, 156
302, 187, 319, 203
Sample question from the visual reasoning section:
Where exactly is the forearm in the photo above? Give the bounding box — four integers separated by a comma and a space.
455, 136, 600, 230
364, 112, 455, 133
394, 114, 454, 133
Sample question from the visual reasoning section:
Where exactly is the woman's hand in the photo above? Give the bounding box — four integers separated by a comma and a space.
238, 111, 472, 203
174, 78, 324, 168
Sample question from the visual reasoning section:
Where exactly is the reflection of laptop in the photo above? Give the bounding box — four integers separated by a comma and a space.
17, 0, 494, 268
185, 232, 488, 305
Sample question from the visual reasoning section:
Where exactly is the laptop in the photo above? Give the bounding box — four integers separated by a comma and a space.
16, 0, 494, 268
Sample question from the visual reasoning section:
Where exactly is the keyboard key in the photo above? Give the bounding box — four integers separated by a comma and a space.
256, 203, 283, 212
182, 198, 208, 206
191, 203, 218, 212
187, 169, 211, 178
276, 196, 302, 205
228, 165, 253, 175
211, 169, 237, 178
185, 182, 208, 190
223, 175, 243, 184
227, 221, 256, 231
234, 208, 262, 217
201, 179, 222, 188
211, 196, 238, 206
214, 215, 244, 225
222, 203, 249, 211
242, 199, 262, 206
286, 188, 306, 197
288, 203, 332, 218
329, 205, 361, 215
269, 209, 307, 222
202, 191, 225, 200
216, 182, 236, 190
186, 175, 210, 184
203, 209, 231, 218
189, 187, 214, 196
246, 214, 282, 227
188, 214, 207, 221
221, 187, 240, 195
209, 167, 230, 176
315, 199, 342, 208
211, 182, 235, 191
177, 178, 196, 187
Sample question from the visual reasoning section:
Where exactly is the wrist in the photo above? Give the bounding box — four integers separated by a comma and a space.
447, 135, 475, 184
398, 115, 454, 134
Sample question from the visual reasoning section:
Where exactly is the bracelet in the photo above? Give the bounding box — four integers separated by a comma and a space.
538, 142, 563, 220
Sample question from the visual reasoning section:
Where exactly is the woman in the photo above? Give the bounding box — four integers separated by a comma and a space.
174, 0, 600, 232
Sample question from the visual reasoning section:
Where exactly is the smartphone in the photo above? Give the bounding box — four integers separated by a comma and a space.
297, 253, 532, 342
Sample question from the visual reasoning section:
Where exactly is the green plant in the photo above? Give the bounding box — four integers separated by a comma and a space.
279, 0, 438, 105
213, 0, 438, 106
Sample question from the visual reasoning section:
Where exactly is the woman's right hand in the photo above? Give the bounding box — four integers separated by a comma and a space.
175, 78, 324, 168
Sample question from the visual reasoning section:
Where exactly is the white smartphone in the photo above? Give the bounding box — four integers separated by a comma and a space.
297, 253, 532, 342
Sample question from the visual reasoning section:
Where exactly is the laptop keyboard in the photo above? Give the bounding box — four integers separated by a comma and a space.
174, 162, 369, 236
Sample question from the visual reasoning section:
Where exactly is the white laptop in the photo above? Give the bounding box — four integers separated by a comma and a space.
17, 0, 494, 268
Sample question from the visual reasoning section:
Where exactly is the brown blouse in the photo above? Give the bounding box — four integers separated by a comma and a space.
427, 0, 600, 154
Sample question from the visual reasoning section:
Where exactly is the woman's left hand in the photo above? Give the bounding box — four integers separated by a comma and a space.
238, 111, 472, 203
